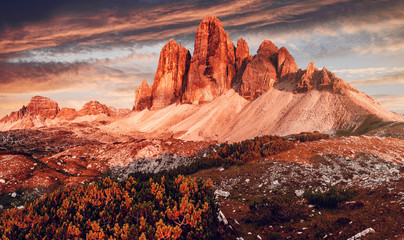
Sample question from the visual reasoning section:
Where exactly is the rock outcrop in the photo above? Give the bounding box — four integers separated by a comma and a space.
151, 40, 191, 109
26, 96, 60, 119
56, 108, 78, 121
0, 106, 27, 123
78, 101, 112, 116
182, 16, 236, 104
276, 47, 298, 82
131, 16, 356, 108
108, 107, 131, 116
238, 40, 279, 100
232, 38, 251, 90
0, 96, 59, 124
133, 80, 152, 111
296, 62, 352, 93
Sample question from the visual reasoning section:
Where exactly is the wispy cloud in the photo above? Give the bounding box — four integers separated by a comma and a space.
334, 67, 404, 76
373, 95, 404, 113
349, 74, 404, 86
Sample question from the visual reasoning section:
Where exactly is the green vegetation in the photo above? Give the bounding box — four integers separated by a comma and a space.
127, 135, 295, 182
336, 115, 393, 136
246, 194, 308, 225
286, 132, 330, 142
0, 175, 218, 239
0, 133, 331, 239
304, 186, 355, 209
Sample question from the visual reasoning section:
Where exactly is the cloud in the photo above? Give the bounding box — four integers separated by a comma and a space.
0, 0, 379, 56
0, 53, 157, 94
372, 95, 404, 114
334, 67, 404, 76
349, 73, 404, 86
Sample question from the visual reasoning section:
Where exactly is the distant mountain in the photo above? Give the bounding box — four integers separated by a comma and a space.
0, 96, 129, 131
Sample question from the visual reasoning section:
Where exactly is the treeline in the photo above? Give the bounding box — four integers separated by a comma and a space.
129, 135, 296, 181
0, 175, 217, 239
286, 132, 330, 142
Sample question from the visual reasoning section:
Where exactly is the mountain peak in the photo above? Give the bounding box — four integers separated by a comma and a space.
26, 96, 60, 119
182, 16, 235, 104
78, 100, 112, 116
151, 39, 190, 109
133, 79, 152, 111
200, 16, 222, 27
257, 40, 279, 56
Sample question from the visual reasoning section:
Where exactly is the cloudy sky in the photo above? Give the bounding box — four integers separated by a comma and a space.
0, 0, 403, 117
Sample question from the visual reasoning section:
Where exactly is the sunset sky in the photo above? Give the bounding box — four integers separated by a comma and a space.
0, 0, 403, 118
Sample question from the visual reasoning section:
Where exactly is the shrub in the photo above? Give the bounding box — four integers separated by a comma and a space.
0, 175, 218, 239
246, 194, 308, 226
128, 135, 295, 181
287, 132, 330, 142
304, 186, 354, 209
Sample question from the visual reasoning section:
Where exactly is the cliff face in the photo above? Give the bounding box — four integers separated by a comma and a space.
131, 16, 355, 110
133, 80, 152, 111
0, 96, 59, 124
182, 16, 236, 104
26, 96, 60, 119
277, 47, 298, 82
151, 40, 191, 109
232, 38, 251, 90
57, 108, 78, 121
238, 40, 279, 100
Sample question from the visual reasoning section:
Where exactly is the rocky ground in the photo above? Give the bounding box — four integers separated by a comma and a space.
0, 127, 212, 209
192, 136, 404, 239
0, 125, 403, 239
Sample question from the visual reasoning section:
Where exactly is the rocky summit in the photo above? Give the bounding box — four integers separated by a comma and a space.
182, 16, 236, 104
0, 96, 59, 124
133, 79, 152, 111
133, 16, 354, 108
151, 40, 191, 109
78, 100, 112, 116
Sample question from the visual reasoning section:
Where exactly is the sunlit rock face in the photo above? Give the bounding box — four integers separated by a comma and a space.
151, 39, 191, 109
26, 96, 60, 119
0, 96, 60, 124
295, 62, 352, 93
57, 108, 78, 121
232, 38, 251, 91
133, 80, 152, 111
276, 46, 298, 82
78, 100, 112, 116
238, 40, 279, 100
182, 16, 236, 104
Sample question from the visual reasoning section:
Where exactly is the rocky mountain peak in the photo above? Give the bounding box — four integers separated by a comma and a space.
257, 40, 279, 56
132, 16, 358, 108
235, 38, 250, 69
232, 38, 251, 90
182, 15, 236, 104
26, 96, 60, 119
277, 47, 298, 81
238, 40, 279, 100
78, 100, 112, 116
133, 79, 152, 111
151, 39, 190, 109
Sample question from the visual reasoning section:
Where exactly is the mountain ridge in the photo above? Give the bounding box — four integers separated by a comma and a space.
0, 16, 403, 140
